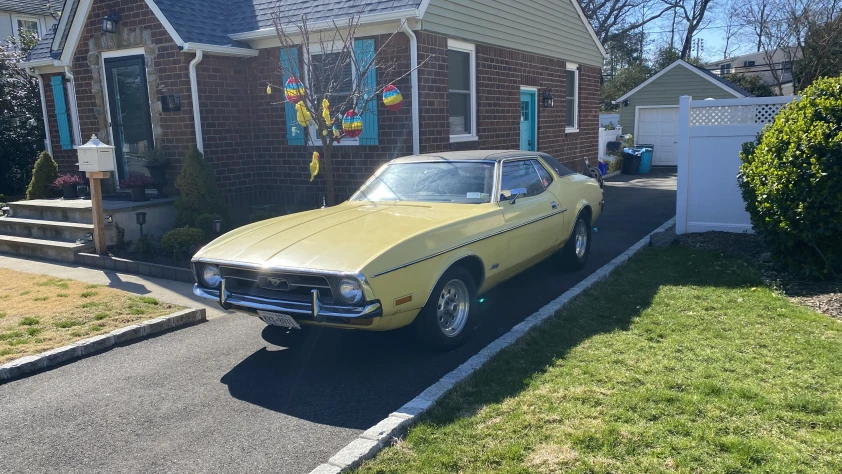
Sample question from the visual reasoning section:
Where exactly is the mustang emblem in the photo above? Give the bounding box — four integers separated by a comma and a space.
258, 276, 290, 291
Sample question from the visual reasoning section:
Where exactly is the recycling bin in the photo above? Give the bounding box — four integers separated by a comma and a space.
622, 148, 641, 175
635, 144, 654, 174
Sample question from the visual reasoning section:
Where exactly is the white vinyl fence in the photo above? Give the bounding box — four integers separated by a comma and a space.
598, 126, 622, 160
675, 95, 798, 234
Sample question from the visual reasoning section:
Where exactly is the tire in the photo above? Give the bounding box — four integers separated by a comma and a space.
561, 212, 591, 270
415, 266, 477, 348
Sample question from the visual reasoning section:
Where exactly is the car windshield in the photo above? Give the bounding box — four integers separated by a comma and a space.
351, 161, 496, 203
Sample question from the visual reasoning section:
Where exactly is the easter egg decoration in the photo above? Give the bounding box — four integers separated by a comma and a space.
332, 122, 342, 143
266, 84, 272, 95
342, 110, 363, 138
284, 77, 304, 104
382, 84, 404, 112
295, 102, 312, 127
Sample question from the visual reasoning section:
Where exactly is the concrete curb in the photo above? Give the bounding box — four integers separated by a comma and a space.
0, 308, 206, 382
309, 216, 677, 473
75, 253, 194, 283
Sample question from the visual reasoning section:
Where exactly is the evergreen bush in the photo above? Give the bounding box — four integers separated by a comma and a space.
161, 227, 206, 260
25, 151, 59, 199
174, 146, 228, 227
195, 213, 224, 236
738, 76, 842, 278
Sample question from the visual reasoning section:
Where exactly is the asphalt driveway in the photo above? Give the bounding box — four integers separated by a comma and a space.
0, 170, 676, 474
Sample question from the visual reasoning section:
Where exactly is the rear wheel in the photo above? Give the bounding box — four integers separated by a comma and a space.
561, 213, 591, 270
415, 266, 476, 348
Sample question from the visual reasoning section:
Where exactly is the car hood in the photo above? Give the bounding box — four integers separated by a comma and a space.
194, 201, 497, 273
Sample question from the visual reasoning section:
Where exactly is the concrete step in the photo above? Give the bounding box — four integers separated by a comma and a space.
0, 235, 93, 263
0, 217, 94, 242
7, 200, 93, 224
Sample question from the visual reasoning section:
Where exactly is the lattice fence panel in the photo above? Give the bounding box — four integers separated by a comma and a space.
691, 103, 786, 126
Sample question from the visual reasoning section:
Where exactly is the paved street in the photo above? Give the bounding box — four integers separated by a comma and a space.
0, 171, 676, 474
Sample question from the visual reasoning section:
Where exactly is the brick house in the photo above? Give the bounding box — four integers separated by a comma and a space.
22, 0, 606, 214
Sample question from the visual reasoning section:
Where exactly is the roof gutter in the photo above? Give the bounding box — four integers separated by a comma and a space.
182, 43, 259, 57
188, 50, 204, 153
228, 8, 421, 42
26, 67, 52, 155
400, 20, 420, 156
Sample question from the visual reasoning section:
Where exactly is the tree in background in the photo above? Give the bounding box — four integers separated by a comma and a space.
793, 13, 842, 91
722, 73, 777, 96
601, 62, 652, 111
0, 31, 45, 197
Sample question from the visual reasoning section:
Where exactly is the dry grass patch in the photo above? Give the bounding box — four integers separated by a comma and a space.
0, 268, 183, 363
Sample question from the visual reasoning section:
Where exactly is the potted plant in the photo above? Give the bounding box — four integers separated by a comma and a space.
120, 174, 156, 202
51, 174, 84, 200
141, 147, 170, 198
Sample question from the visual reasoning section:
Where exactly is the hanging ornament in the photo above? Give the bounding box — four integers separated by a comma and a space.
321, 98, 331, 124
266, 84, 272, 95
285, 77, 304, 103
342, 110, 363, 138
296, 102, 312, 127
382, 84, 404, 112
309, 152, 320, 182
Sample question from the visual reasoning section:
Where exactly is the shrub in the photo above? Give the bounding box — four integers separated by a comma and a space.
51, 174, 84, 189
134, 234, 153, 256
115, 223, 128, 251
738, 76, 842, 278
161, 227, 206, 260
25, 151, 59, 199
119, 174, 155, 188
174, 146, 228, 228
195, 213, 224, 236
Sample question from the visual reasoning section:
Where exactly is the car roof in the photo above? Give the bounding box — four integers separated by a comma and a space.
390, 150, 540, 163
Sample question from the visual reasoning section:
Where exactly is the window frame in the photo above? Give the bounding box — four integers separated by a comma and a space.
720, 63, 732, 74
447, 39, 478, 143
498, 158, 548, 201
565, 63, 579, 133
13, 15, 41, 40
303, 43, 360, 146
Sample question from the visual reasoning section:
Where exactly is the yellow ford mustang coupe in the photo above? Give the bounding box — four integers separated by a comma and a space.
192, 151, 603, 347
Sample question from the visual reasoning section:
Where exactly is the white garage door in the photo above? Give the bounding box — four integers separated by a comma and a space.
637, 107, 679, 166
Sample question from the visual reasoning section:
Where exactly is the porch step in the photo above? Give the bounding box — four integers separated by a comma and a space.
0, 217, 94, 242
7, 200, 93, 224
0, 235, 94, 263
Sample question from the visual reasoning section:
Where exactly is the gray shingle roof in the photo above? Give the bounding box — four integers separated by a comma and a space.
27, 27, 53, 61
0, 0, 53, 16
689, 62, 754, 98
154, 0, 423, 45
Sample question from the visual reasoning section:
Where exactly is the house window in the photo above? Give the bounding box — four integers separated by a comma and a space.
447, 39, 476, 142
781, 61, 793, 74
743, 60, 756, 68
720, 63, 732, 74
565, 64, 578, 131
14, 16, 40, 39
308, 50, 357, 144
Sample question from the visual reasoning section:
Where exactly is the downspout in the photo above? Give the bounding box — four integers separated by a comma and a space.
27, 68, 53, 155
400, 20, 420, 156
189, 50, 204, 152
63, 66, 82, 146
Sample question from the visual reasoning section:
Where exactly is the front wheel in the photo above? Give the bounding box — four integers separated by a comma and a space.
560, 213, 591, 270
415, 266, 477, 348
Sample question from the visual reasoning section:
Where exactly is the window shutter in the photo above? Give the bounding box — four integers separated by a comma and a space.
354, 39, 378, 146
51, 75, 72, 150
280, 47, 305, 146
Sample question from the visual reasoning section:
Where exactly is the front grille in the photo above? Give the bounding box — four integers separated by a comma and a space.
219, 266, 335, 303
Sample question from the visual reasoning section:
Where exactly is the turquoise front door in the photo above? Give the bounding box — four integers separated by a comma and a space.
519, 90, 536, 151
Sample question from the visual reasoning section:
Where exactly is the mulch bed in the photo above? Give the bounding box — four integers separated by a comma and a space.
678, 232, 842, 320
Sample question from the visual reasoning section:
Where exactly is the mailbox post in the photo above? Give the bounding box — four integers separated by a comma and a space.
77, 135, 115, 255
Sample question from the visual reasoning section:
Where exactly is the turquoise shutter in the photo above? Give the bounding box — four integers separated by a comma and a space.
280, 47, 305, 146
354, 39, 378, 145
51, 75, 73, 150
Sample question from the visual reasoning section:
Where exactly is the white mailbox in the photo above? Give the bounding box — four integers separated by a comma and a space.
77, 134, 115, 172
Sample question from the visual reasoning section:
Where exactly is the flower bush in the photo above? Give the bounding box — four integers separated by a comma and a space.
51, 174, 84, 189
119, 175, 156, 189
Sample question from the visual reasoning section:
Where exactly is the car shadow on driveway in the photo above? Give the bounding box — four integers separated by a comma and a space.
219, 172, 677, 430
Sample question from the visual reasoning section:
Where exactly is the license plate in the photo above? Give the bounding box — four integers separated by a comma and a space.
257, 311, 301, 329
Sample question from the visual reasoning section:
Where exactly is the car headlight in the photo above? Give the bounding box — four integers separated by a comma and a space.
201, 264, 221, 288
339, 278, 363, 305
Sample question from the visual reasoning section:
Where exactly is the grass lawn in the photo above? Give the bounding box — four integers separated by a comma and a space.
0, 268, 183, 363
355, 246, 842, 473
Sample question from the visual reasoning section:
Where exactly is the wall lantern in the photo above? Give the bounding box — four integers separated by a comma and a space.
622, 99, 630, 107
102, 10, 120, 34
135, 211, 147, 236
541, 89, 555, 108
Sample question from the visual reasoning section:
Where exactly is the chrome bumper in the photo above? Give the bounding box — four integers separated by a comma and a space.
193, 283, 382, 321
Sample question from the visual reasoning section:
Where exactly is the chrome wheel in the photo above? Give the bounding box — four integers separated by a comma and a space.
436, 279, 470, 337
575, 219, 588, 259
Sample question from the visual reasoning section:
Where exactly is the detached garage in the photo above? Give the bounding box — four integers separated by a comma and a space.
614, 60, 751, 166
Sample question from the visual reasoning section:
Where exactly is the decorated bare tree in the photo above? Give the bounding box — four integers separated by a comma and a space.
268, 14, 423, 205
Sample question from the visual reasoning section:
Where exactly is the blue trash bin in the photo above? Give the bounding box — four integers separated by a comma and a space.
635, 145, 654, 174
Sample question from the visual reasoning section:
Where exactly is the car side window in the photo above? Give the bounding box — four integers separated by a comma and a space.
500, 160, 545, 200
531, 160, 553, 189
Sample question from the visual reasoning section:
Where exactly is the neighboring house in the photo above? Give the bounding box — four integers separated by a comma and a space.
0, 0, 56, 43
613, 60, 751, 167
707, 49, 797, 96
20, 0, 606, 211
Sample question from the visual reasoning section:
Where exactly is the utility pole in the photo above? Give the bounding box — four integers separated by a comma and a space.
693, 38, 705, 58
